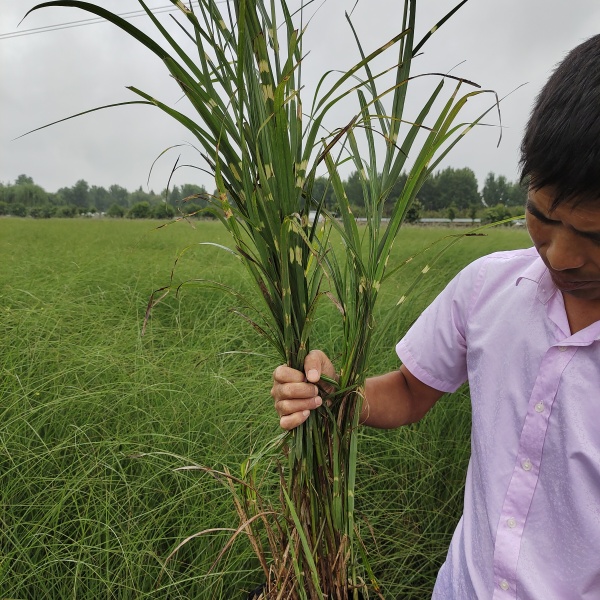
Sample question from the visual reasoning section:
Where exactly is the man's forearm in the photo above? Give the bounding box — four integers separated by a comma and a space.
360, 366, 444, 429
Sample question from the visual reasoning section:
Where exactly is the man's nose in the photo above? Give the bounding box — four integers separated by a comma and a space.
545, 229, 586, 271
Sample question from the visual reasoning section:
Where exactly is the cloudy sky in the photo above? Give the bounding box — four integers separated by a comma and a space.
2, 0, 600, 194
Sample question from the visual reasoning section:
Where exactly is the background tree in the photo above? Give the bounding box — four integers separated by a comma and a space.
344, 170, 364, 209
384, 172, 409, 217
129, 186, 159, 208
55, 205, 78, 218
506, 181, 527, 207
404, 199, 423, 223
108, 184, 130, 207
89, 185, 111, 212
163, 185, 183, 205
71, 179, 92, 210
29, 205, 56, 218
483, 203, 512, 224
9, 203, 27, 217
468, 204, 479, 222
436, 167, 480, 210
310, 176, 336, 212
178, 183, 207, 213
106, 203, 125, 218
482, 172, 512, 206
417, 175, 440, 211
8, 176, 50, 208
15, 174, 34, 186
152, 202, 176, 219
127, 201, 151, 219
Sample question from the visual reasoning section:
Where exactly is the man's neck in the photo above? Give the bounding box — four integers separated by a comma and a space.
563, 293, 600, 334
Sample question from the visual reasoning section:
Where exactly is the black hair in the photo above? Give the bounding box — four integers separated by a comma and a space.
520, 34, 600, 209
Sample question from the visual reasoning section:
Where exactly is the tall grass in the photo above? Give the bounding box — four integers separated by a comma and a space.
1, 219, 531, 597
1, 219, 264, 598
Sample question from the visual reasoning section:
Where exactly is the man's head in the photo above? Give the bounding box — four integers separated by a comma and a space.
521, 35, 600, 304
520, 34, 600, 210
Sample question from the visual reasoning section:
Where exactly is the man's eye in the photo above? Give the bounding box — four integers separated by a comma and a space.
585, 234, 600, 246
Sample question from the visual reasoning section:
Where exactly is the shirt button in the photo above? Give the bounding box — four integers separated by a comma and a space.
500, 579, 510, 591
522, 458, 532, 471
507, 517, 517, 528
558, 345, 567, 352
535, 402, 544, 413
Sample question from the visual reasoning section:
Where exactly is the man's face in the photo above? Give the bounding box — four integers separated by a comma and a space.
526, 186, 600, 303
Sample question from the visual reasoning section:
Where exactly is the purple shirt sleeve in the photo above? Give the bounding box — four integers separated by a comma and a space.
396, 257, 485, 393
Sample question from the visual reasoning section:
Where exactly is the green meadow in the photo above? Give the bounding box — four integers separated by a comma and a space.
0, 218, 531, 598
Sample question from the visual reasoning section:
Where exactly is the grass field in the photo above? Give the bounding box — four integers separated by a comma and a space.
0, 217, 531, 598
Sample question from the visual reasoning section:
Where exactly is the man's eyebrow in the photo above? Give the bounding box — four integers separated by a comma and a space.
526, 198, 600, 240
525, 198, 552, 221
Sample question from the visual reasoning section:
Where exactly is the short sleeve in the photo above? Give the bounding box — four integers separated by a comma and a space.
396, 257, 486, 393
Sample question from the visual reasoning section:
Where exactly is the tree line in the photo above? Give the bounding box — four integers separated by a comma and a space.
0, 168, 526, 222
0, 175, 209, 220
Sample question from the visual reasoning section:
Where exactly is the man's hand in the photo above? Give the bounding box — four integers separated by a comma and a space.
271, 349, 337, 430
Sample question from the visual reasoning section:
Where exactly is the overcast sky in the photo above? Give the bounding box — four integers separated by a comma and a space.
2, 0, 600, 194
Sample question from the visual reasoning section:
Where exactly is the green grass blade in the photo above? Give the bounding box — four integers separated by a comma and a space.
282, 487, 325, 600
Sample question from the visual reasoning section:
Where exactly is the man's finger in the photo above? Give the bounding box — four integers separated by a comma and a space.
272, 382, 319, 401
280, 410, 310, 430
273, 364, 306, 384
304, 349, 337, 391
275, 396, 322, 417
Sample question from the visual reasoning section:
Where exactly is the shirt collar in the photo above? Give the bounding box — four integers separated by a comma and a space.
516, 251, 600, 342
515, 254, 555, 305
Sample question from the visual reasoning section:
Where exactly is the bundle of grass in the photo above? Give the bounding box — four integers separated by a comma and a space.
25, 0, 496, 597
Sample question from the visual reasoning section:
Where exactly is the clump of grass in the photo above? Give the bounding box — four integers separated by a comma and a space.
23, 0, 500, 596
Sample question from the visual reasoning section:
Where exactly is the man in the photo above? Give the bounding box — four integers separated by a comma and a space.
271, 35, 600, 599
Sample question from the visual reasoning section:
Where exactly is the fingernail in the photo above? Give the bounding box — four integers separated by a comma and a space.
302, 410, 310, 417
307, 369, 319, 381
315, 396, 322, 407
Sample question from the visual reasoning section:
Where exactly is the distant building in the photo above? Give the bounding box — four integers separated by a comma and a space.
308, 210, 325, 223
419, 218, 481, 226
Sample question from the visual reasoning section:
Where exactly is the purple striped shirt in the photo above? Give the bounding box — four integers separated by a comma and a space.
396, 247, 600, 599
